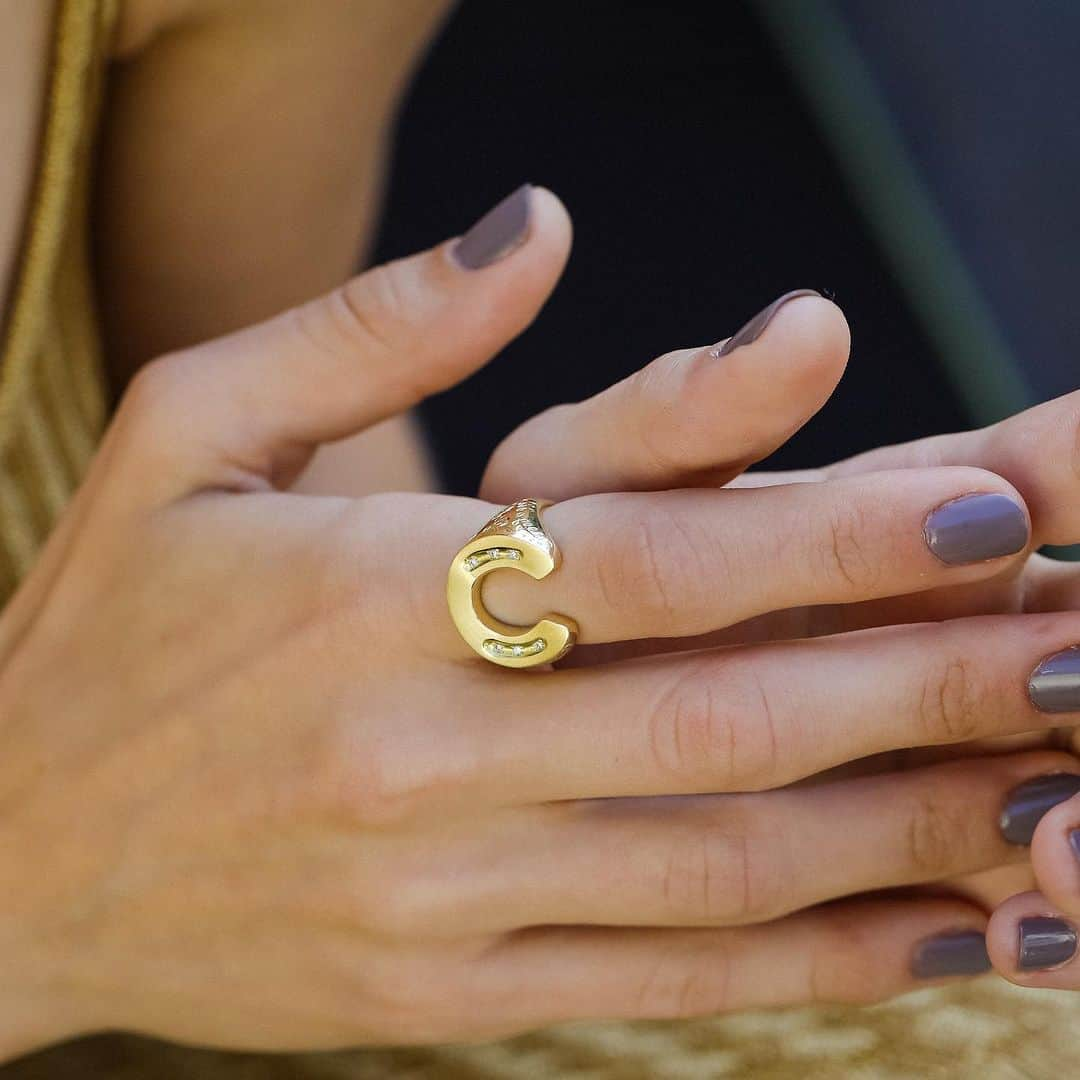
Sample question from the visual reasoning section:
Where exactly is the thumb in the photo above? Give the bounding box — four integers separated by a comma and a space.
111, 185, 571, 500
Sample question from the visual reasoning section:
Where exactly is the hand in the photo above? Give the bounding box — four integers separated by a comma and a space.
2, 188, 1076, 1059
984, 783, 1080, 988
486, 288, 1080, 654
484, 286, 1080, 914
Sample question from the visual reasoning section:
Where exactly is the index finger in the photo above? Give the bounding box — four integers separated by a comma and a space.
482, 291, 847, 502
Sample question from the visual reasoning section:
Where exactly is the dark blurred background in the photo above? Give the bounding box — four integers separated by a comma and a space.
369, 0, 968, 494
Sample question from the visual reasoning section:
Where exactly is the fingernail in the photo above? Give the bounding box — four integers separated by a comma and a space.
713, 289, 821, 357
1000, 774, 1080, 845
1029, 647, 1080, 713
923, 493, 1028, 566
452, 184, 533, 270
911, 929, 990, 978
1068, 828, 1080, 865
1018, 916, 1078, 971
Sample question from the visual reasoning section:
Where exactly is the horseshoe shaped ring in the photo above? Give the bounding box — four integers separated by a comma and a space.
447, 498, 579, 669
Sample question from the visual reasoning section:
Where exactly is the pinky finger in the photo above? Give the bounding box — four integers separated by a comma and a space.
482, 899, 991, 1026
987, 891, 1080, 987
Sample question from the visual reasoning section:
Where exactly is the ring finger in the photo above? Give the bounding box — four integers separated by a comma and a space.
457, 751, 1075, 932
462, 466, 1030, 652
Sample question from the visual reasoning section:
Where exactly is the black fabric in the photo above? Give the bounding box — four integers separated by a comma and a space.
370, 0, 968, 495
837, 0, 1080, 403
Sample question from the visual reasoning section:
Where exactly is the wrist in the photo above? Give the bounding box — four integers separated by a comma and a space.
0, 828, 96, 1062
0, 982, 85, 1064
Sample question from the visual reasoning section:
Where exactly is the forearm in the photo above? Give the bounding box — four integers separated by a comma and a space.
94, 0, 450, 380
93, 0, 449, 493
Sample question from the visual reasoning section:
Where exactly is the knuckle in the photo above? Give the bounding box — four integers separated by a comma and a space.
343, 958, 458, 1044
600, 508, 708, 624
648, 662, 736, 786
630, 352, 704, 475
314, 721, 476, 829
335, 264, 415, 357
660, 824, 748, 925
293, 264, 432, 403
633, 940, 733, 1019
904, 792, 969, 879
807, 920, 891, 1006
317, 496, 429, 640
116, 354, 188, 434
358, 870, 441, 940
817, 501, 879, 592
917, 653, 985, 744
647, 660, 783, 790
337, 756, 419, 828
110, 354, 204, 471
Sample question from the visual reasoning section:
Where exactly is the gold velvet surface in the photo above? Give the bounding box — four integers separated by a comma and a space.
0, 0, 113, 597
2, 4, 1078, 1077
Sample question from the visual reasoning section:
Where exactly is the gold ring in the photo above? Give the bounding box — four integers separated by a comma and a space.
447, 498, 578, 669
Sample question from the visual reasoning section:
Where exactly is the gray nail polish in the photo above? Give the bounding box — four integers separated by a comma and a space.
923, 493, 1028, 566
1000, 774, 1080, 845
1018, 916, 1078, 971
1029, 647, 1080, 713
714, 289, 822, 357
911, 929, 991, 978
1069, 828, 1080, 865
452, 184, 533, 270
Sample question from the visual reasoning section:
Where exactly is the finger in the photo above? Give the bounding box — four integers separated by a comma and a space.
106, 185, 572, 503
463, 612, 1080, 803
478, 898, 989, 1027
479, 468, 1028, 647
728, 468, 825, 488
1024, 554, 1080, 613
827, 389, 1080, 547
986, 891, 1080, 987
468, 752, 1070, 931
481, 291, 848, 502
1023, 790, 1080, 921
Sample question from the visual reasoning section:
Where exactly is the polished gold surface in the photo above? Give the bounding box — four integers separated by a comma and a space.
447, 499, 578, 669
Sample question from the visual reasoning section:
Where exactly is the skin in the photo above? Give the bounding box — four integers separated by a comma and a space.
2, 188, 1080, 1060
98, 0, 452, 492
3, 0, 1080, 1060
985, 798, 1080, 989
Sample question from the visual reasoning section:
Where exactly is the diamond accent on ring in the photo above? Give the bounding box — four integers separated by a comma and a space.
482, 637, 548, 660
462, 547, 522, 573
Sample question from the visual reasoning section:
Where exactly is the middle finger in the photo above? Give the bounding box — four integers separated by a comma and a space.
479, 467, 1028, 648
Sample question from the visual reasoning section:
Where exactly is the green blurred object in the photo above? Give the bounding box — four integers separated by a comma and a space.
1042, 544, 1080, 563
754, 0, 1034, 427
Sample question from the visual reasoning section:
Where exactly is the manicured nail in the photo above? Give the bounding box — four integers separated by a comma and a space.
1068, 828, 1080, 866
452, 184, 533, 270
923, 493, 1028, 566
1029, 647, 1080, 713
1000, 774, 1080, 845
713, 289, 821, 357
1018, 916, 1078, 971
911, 929, 990, 978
